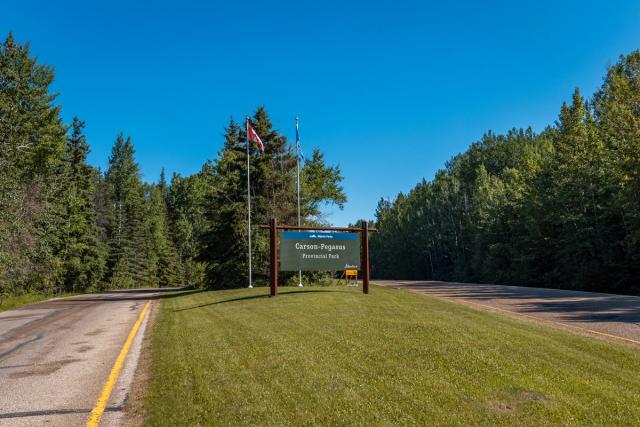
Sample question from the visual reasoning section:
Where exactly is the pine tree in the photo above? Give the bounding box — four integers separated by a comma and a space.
167, 170, 210, 287
196, 110, 347, 289
594, 51, 640, 292
104, 133, 147, 288
0, 33, 67, 295
300, 149, 347, 221
159, 167, 168, 204
542, 89, 611, 288
199, 117, 250, 288
145, 181, 179, 287
55, 118, 106, 291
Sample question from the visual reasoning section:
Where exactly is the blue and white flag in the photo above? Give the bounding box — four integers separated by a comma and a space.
296, 118, 304, 162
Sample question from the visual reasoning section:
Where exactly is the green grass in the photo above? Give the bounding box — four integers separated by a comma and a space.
0, 292, 77, 312
145, 285, 640, 426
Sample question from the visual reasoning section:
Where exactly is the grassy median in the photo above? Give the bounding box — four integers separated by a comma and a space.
144, 285, 640, 426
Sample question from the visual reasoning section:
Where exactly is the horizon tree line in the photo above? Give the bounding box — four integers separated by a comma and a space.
4, 31, 639, 297
0, 33, 346, 299
371, 50, 640, 295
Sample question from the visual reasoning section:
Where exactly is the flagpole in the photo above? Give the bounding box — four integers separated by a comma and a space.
296, 116, 303, 287
246, 116, 253, 289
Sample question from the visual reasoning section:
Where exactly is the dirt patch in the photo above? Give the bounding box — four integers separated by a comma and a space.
487, 389, 549, 414
517, 390, 548, 402
488, 401, 517, 414
122, 301, 157, 427
9, 358, 81, 379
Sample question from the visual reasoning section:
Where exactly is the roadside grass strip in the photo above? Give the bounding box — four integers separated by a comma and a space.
86, 300, 151, 427
145, 286, 640, 426
0, 292, 81, 312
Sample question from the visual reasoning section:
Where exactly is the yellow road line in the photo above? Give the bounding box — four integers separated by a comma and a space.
86, 300, 151, 427
398, 286, 640, 346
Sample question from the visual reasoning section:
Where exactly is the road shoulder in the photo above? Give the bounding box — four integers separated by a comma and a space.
121, 300, 158, 427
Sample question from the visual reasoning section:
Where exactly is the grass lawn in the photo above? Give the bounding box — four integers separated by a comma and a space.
0, 292, 77, 312
145, 285, 640, 426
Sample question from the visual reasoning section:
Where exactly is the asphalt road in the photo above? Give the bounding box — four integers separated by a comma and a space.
0, 289, 168, 427
377, 280, 640, 347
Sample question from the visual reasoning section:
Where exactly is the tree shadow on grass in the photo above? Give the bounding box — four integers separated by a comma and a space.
172, 288, 352, 312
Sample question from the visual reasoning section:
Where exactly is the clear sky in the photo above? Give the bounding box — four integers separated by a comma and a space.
3, 1, 640, 225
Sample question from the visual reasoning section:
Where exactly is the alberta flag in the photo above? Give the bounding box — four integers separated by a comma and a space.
296, 118, 304, 162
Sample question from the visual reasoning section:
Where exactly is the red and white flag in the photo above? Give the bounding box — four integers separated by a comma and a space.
247, 123, 264, 153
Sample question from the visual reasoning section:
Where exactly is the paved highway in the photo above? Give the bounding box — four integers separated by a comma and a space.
0, 289, 166, 426
377, 280, 640, 347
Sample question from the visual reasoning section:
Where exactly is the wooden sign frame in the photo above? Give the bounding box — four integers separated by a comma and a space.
260, 219, 376, 297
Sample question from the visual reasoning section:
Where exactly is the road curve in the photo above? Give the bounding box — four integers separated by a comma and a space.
0, 288, 171, 426
377, 281, 640, 347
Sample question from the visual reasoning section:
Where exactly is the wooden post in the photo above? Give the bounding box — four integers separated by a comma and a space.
269, 218, 278, 297
361, 220, 370, 294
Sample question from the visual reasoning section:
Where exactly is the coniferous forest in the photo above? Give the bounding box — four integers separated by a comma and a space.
0, 33, 345, 299
2, 32, 640, 299
371, 50, 640, 294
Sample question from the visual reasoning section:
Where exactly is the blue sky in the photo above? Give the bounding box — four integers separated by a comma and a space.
3, 1, 640, 225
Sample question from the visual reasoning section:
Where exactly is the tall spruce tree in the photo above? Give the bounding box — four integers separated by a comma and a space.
542, 90, 611, 288
594, 51, 640, 292
198, 109, 346, 289
104, 133, 147, 288
55, 118, 106, 291
0, 33, 67, 295
145, 180, 179, 287
199, 117, 249, 288
167, 168, 211, 288
159, 167, 168, 203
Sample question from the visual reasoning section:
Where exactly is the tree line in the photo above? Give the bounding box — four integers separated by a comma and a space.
371, 50, 640, 295
0, 33, 345, 299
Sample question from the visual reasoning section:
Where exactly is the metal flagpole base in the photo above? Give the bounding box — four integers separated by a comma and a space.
297, 283, 303, 287
248, 285, 253, 288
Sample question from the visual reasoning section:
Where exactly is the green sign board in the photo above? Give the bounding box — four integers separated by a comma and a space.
279, 231, 361, 271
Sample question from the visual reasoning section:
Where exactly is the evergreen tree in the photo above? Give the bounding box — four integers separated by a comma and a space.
301, 149, 347, 222
5, 31, 640, 298
371, 52, 640, 295
104, 133, 147, 288
167, 170, 210, 287
145, 181, 179, 287
593, 51, 640, 292
199, 117, 250, 288
198, 109, 346, 289
542, 89, 611, 288
159, 167, 168, 203
0, 33, 67, 295
55, 118, 106, 291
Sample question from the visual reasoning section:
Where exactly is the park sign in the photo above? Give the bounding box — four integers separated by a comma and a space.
279, 231, 360, 271
261, 219, 374, 296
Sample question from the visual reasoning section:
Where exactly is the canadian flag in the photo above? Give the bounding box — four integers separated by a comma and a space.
247, 123, 264, 153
